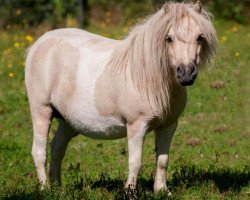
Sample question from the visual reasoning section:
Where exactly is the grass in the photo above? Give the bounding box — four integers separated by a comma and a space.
0, 19, 249, 199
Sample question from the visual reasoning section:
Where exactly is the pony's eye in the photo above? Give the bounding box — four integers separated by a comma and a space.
165, 35, 173, 43
197, 34, 205, 43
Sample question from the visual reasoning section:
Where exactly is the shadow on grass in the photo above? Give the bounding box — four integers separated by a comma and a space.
2, 164, 249, 199
90, 165, 250, 194
170, 164, 250, 193
90, 173, 154, 191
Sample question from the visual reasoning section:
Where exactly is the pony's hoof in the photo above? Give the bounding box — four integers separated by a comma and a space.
154, 187, 172, 197
40, 184, 47, 190
125, 184, 137, 200
39, 181, 48, 190
166, 190, 172, 197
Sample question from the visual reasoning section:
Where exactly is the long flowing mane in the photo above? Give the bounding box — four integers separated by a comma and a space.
108, 2, 217, 117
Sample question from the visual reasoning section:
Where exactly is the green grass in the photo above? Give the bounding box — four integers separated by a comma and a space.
0, 20, 249, 199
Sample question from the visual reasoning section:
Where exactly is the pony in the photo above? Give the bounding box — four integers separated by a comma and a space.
25, 1, 216, 193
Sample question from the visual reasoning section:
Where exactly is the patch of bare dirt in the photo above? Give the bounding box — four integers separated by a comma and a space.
24, 172, 34, 177
187, 138, 202, 147
229, 139, 239, 147
213, 125, 230, 133
210, 80, 226, 90
241, 131, 250, 138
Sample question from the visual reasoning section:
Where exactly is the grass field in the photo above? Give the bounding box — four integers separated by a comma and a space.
0, 19, 249, 199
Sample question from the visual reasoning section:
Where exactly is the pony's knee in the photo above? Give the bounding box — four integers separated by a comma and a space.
129, 160, 142, 173
32, 144, 46, 164
32, 151, 46, 167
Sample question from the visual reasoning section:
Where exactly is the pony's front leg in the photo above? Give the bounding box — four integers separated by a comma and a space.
154, 121, 178, 194
125, 121, 147, 189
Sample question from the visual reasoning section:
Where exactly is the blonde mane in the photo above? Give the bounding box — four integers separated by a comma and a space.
108, 2, 217, 117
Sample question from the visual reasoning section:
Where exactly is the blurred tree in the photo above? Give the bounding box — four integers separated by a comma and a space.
54, 0, 65, 27
78, 0, 89, 28
0, 0, 53, 26
209, 0, 250, 23
0, 0, 249, 29
155, 0, 183, 7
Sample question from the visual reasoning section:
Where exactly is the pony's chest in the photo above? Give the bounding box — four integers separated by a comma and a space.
164, 88, 187, 126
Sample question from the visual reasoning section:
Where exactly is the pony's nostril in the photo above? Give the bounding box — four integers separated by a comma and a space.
177, 65, 185, 76
189, 64, 197, 76
177, 67, 181, 74
191, 65, 194, 71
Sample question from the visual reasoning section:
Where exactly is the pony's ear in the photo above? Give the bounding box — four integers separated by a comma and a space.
163, 3, 170, 13
194, 0, 202, 13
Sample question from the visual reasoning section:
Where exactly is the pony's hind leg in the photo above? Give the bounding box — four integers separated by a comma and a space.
49, 120, 74, 186
31, 105, 53, 188
154, 121, 178, 194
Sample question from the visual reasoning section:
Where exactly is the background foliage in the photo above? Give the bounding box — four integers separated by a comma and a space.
0, 0, 249, 29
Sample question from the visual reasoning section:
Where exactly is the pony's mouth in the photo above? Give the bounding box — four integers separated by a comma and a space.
179, 79, 195, 86
177, 73, 197, 86
176, 64, 197, 86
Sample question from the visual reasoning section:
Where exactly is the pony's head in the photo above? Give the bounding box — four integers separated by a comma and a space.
109, 1, 217, 114
163, 1, 217, 86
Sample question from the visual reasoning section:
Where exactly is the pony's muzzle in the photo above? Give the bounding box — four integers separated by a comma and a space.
176, 63, 197, 86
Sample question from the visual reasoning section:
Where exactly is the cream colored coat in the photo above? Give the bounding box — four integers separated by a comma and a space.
25, 1, 216, 194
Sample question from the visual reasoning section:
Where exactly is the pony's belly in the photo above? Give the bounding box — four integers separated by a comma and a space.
78, 125, 127, 140
68, 114, 127, 140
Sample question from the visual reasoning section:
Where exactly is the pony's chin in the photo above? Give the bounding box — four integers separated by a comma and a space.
179, 80, 195, 86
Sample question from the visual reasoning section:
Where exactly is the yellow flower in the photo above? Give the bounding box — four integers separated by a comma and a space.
8, 63, 12, 68
123, 27, 129, 33
25, 35, 33, 42
14, 42, 20, 48
8, 72, 14, 78
16, 9, 22, 16
232, 27, 238, 32
220, 36, 227, 43
235, 52, 240, 57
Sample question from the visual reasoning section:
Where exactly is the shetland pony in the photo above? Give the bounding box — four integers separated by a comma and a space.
25, 1, 216, 193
